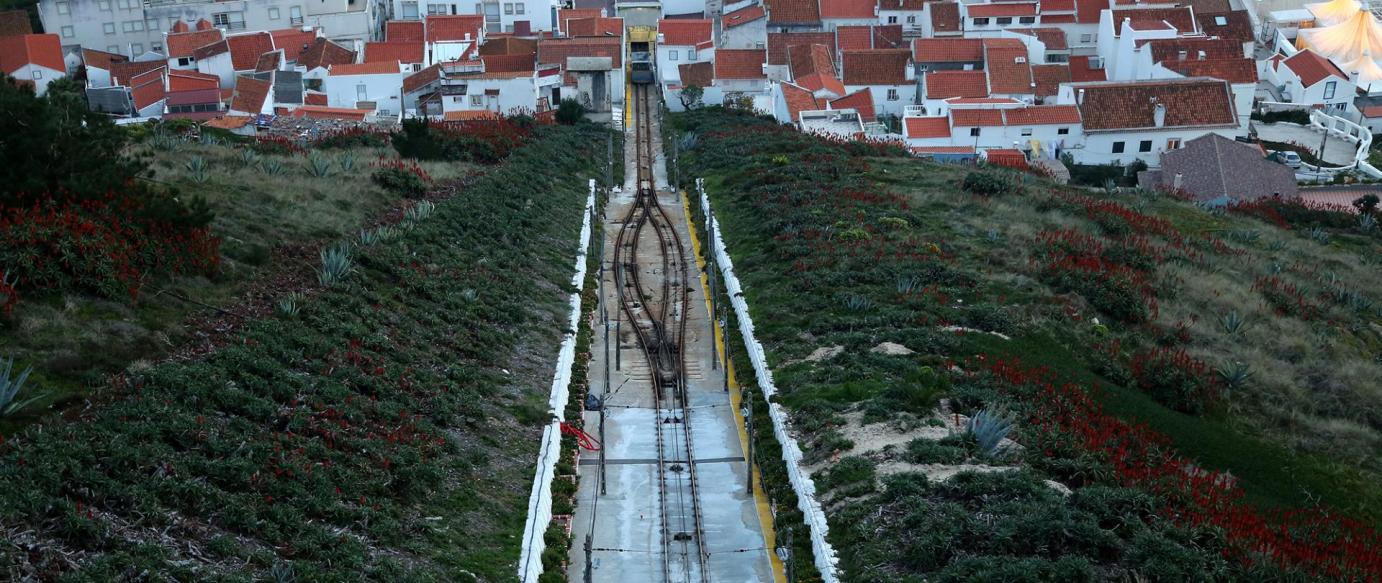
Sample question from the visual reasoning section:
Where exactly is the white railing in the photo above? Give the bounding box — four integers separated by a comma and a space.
1308, 109, 1382, 178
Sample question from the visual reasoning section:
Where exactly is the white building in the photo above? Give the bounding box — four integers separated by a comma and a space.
1263, 49, 1356, 112
1056, 78, 1242, 166
390, 0, 553, 33
38, 0, 385, 61
1, 34, 68, 95
840, 48, 915, 118
656, 19, 713, 85
720, 3, 767, 49
903, 99, 1082, 156
324, 60, 404, 113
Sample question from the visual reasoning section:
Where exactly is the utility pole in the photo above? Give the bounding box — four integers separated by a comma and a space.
743, 394, 754, 495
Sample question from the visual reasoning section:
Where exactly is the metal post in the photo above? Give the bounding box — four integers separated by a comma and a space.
709, 263, 718, 371
606, 132, 613, 191
615, 318, 621, 371
743, 396, 753, 494
584, 534, 593, 583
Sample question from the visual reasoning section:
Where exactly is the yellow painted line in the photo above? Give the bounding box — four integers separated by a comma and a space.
679, 190, 788, 583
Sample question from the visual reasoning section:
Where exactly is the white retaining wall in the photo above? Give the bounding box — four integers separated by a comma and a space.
517, 179, 597, 583
696, 178, 842, 582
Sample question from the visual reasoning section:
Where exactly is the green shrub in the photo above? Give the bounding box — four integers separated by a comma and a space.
1130, 347, 1218, 414
906, 438, 969, 464
372, 167, 428, 198
963, 171, 1021, 196
556, 98, 585, 125
818, 456, 876, 493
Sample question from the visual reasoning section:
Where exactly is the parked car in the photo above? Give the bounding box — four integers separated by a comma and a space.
1268, 150, 1303, 169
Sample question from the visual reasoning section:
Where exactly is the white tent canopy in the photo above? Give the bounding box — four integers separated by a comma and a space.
1306, 0, 1362, 26
1299, 10, 1382, 63
1342, 50, 1382, 91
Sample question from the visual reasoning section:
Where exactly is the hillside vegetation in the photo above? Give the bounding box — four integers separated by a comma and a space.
0, 123, 605, 579
671, 108, 1382, 581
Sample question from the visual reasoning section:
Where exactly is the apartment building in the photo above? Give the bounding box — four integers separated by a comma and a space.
38, 0, 385, 59
389, 0, 554, 34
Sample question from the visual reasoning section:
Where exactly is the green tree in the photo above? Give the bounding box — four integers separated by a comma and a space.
0, 73, 147, 206
1353, 193, 1379, 215
678, 84, 704, 110
555, 98, 585, 125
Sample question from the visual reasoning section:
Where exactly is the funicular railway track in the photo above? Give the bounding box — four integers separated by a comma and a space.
610, 83, 711, 582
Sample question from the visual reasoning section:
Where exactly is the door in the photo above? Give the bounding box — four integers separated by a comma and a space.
592, 73, 605, 111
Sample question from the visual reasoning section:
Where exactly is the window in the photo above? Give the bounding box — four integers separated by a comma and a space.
356, 84, 368, 100
269, 7, 280, 19
669, 50, 678, 61
104, 22, 116, 34
1080, 33, 1092, 43
503, 2, 513, 14
1046, 53, 1068, 63
1019, 16, 1035, 23
151, 42, 162, 53
973, 17, 990, 25
887, 88, 899, 101
1166, 138, 1181, 150
122, 20, 144, 32
131, 43, 143, 54
687, 49, 694, 60
146, 17, 159, 31
178, 57, 192, 66
516, 2, 524, 14
56, 2, 69, 15
429, 4, 448, 15
471, 94, 483, 105
1324, 80, 1337, 100
1138, 140, 1152, 152
1214, 15, 1227, 26
402, 1, 418, 17
98, 0, 111, 10
887, 15, 897, 23
996, 16, 1012, 25
451, 96, 462, 103
108, 45, 120, 53
1057, 127, 1069, 135
32, 70, 42, 79
1112, 141, 1125, 154
289, 6, 303, 25
61, 25, 74, 37
970, 127, 981, 137
906, 15, 916, 23
1021, 128, 1033, 136
213, 13, 230, 26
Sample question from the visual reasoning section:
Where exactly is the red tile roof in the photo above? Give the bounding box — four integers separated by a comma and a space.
403, 63, 443, 93
476, 52, 531, 72
110, 59, 164, 86
968, 3, 1037, 17
906, 116, 951, 138
1111, 7, 1196, 35
0, 9, 33, 37
255, 51, 282, 72
269, 27, 318, 62
724, 5, 767, 27
386, 20, 425, 42
878, 0, 927, 9
841, 49, 910, 85
227, 32, 274, 71
931, 2, 962, 33
796, 72, 846, 96
1196, 10, 1253, 44
365, 41, 424, 64
913, 38, 983, 62
230, 75, 271, 113
1041, 0, 1075, 11
830, 88, 876, 121
129, 68, 165, 110
1004, 104, 1081, 124
192, 40, 229, 62
81, 48, 127, 72
835, 25, 873, 51
538, 37, 623, 69
205, 115, 253, 129
0, 34, 63, 73
767, 0, 822, 25
167, 29, 224, 59
565, 17, 623, 37
300, 38, 356, 70
926, 70, 988, 98
782, 82, 822, 121
912, 146, 975, 154
1161, 57, 1257, 84
330, 61, 403, 76
1068, 55, 1106, 81
658, 19, 712, 45
168, 68, 219, 91
1075, 0, 1108, 24
984, 148, 1028, 169
984, 39, 1034, 94
768, 32, 837, 65
1031, 63, 1070, 97
679, 61, 714, 86
1283, 49, 1346, 87
715, 49, 767, 79
952, 109, 1004, 126
1144, 38, 1243, 62
820, 0, 876, 19
1074, 78, 1235, 130
1007, 27, 1067, 50
558, 8, 603, 32
427, 15, 485, 42
789, 43, 836, 79
292, 105, 371, 120
304, 91, 328, 106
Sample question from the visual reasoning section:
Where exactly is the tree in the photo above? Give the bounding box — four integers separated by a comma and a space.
678, 84, 704, 110
555, 98, 584, 125
1353, 193, 1379, 215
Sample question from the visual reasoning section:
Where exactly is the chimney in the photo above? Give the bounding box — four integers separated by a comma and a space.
1077, 88, 1085, 104
1153, 101, 1166, 127
1173, 173, 1183, 189
1178, 49, 1187, 60
1197, 50, 1206, 61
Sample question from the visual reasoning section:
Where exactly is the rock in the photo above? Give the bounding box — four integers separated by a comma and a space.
870, 342, 914, 355
805, 345, 845, 362
1044, 480, 1073, 497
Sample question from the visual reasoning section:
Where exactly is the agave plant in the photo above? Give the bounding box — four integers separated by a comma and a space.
306, 154, 333, 178
317, 242, 354, 287
1359, 213, 1378, 233
965, 409, 1014, 457
0, 357, 44, 417
149, 132, 180, 151
679, 132, 698, 152
261, 159, 284, 176
404, 200, 436, 223
276, 292, 305, 317
1217, 361, 1252, 394
237, 148, 259, 168
185, 155, 208, 174
841, 293, 873, 313
199, 132, 220, 146
1220, 310, 1248, 335
461, 288, 479, 302
339, 152, 357, 172
1307, 226, 1330, 244
271, 562, 295, 583
896, 274, 923, 295
1102, 178, 1118, 196
1266, 239, 1288, 252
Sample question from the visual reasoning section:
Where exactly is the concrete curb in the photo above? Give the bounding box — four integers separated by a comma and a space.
518, 179, 597, 583
696, 178, 842, 582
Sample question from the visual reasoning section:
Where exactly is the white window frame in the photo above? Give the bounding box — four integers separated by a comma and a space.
269, 6, 280, 19
152, 42, 162, 53
61, 25, 75, 37
104, 22, 116, 34
1080, 33, 1092, 43
887, 15, 897, 23
98, 0, 111, 10
504, 2, 513, 14
1020, 128, 1033, 136
996, 16, 1012, 25
57, 2, 70, 15
470, 94, 483, 105
887, 88, 899, 101
669, 50, 678, 61
973, 17, 990, 25
1324, 80, 1337, 100
357, 84, 368, 100
1057, 127, 1069, 135
402, 1, 419, 18
131, 43, 143, 54
1018, 16, 1035, 24
32, 70, 42, 79
515, 2, 523, 14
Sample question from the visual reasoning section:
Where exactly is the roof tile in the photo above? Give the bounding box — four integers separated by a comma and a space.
724, 5, 767, 27
1074, 78, 1235, 130
841, 48, 910, 85
330, 61, 403, 76
365, 41, 424, 64
984, 39, 1034, 94
658, 19, 712, 45
767, 0, 822, 25
952, 109, 1003, 126
426, 15, 485, 43
820, 0, 876, 19
269, 27, 318, 62
229, 75, 271, 113
1161, 57, 1257, 83
227, 32, 274, 71
829, 87, 876, 121
716, 48, 767, 79
299, 37, 357, 70
1031, 63, 1070, 97
1004, 104, 1081, 125
679, 61, 714, 86
0, 34, 63, 74
926, 69, 988, 98
386, 20, 426, 42
913, 38, 982, 62
538, 37, 623, 69
0, 9, 33, 37
81, 48, 127, 71
1282, 48, 1346, 87
768, 32, 836, 65
905, 115, 951, 138
782, 82, 822, 120
931, 2, 961, 32
167, 29, 224, 59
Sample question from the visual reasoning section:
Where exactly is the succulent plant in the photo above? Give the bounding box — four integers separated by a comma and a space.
0, 357, 44, 417
306, 154, 333, 178
965, 409, 1014, 457
1220, 310, 1248, 336
317, 242, 354, 287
